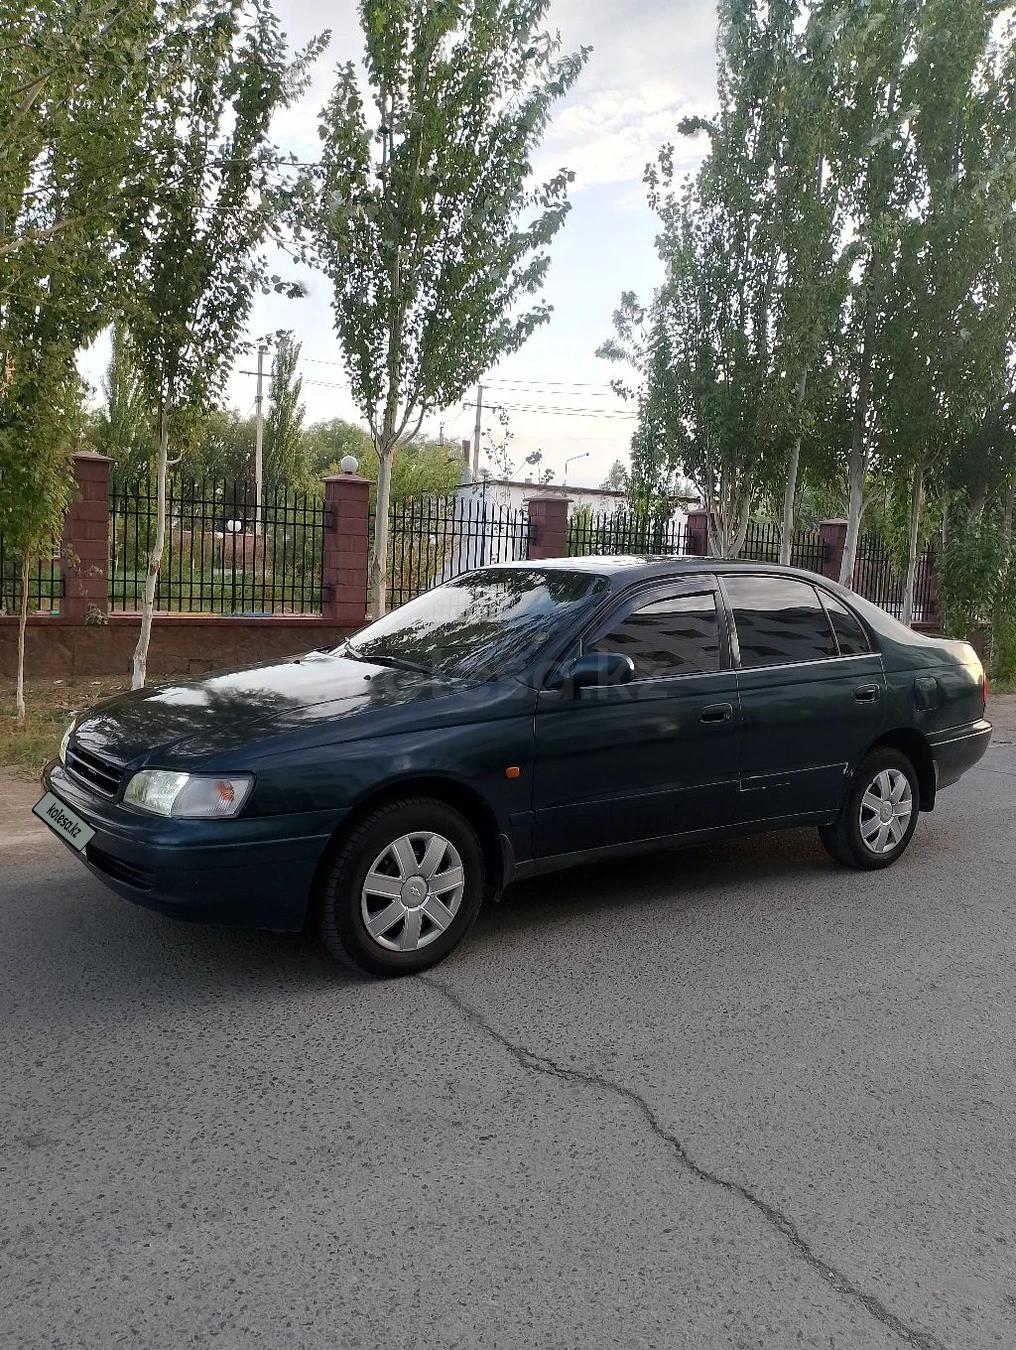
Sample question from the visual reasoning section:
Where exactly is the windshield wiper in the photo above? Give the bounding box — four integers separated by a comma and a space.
343, 646, 435, 677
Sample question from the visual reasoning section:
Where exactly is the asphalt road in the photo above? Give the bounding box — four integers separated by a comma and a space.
3, 700, 1016, 1350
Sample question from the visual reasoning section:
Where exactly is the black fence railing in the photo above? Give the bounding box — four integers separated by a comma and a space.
109, 478, 328, 615
739, 520, 825, 571
568, 510, 688, 557
371, 493, 531, 609
853, 537, 938, 623
0, 537, 63, 615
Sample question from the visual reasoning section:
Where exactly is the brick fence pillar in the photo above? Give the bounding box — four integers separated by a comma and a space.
526, 496, 570, 560
818, 518, 848, 583
685, 507, 710, 557
62, 451, 112, 622
321, 469, 370, 627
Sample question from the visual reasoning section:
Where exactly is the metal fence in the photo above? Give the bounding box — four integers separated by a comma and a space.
853, 536, 938, 623
373, 493, 531, 609
740, 520, 825, 572
109, 478, 328, 615
0, 537, 63, 616
568, 510, 688, 557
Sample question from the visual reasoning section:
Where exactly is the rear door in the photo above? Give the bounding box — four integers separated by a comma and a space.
721, 574, 886, 822
531, 576, 742, 858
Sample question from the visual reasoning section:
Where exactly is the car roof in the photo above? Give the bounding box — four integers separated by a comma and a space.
474, 557, 958, 653
486, 555, 821, 582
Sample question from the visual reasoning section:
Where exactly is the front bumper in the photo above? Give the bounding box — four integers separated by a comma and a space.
41, 762, 348, 931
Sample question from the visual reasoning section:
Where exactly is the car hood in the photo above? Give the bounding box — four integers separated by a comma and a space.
70, 650, 464, 767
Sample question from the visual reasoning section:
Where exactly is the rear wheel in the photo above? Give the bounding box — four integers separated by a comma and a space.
316, 798, 485, 976
819, 748, 919, 870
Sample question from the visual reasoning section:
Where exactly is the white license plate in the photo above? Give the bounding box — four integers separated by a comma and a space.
33, 792, 95, 853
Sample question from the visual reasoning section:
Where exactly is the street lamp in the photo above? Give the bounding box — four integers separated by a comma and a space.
563, 452, 591, 486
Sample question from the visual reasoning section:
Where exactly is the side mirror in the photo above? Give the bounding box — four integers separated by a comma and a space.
552, 650, 635, 693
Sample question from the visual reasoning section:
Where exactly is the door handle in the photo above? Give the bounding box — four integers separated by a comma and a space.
854, 684, 880, 704
700, 702, 733, 724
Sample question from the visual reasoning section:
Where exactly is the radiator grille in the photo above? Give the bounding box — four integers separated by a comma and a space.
65, 743, 124, 798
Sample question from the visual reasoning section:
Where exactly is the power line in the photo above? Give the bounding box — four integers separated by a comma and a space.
487, 384, 625, 399
238, 370, 351, 391
486, 377, 619, 390
234, 366, 635, 418
483, 402, 638, 420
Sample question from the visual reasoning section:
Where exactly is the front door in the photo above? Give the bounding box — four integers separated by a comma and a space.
721, 574, 887, 821
532, 578, 742, 859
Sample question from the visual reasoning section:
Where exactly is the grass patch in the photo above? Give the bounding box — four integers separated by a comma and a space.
0, 678, 127, 781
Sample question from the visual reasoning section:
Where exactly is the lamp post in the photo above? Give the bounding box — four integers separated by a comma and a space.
563, 452, 590, 486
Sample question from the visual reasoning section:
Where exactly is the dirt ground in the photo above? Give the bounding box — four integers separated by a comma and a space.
0, 677, 128, 781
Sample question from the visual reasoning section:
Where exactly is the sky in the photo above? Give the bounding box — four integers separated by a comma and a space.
80, 1, 719, 490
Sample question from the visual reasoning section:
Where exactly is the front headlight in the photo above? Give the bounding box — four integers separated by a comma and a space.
123, 770, 254, 818
59, 724, 74, 765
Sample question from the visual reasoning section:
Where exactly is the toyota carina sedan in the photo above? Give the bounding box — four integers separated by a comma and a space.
36, 558, 991, 975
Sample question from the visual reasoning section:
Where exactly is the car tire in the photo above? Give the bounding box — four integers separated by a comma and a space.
819, 748, 920, 871
316, 798, 485, 977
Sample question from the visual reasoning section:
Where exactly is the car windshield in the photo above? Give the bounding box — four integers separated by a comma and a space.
342, 568, 606, 679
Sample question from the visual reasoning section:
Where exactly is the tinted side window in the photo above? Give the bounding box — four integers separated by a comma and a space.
821, 593, 871, 656
725, 576, 838, 669
592, 592, 721, 680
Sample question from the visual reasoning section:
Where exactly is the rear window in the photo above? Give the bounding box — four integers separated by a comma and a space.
821, 593, 870, 656
725, 575, 838, 669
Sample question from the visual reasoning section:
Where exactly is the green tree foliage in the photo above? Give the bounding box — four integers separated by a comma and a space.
1, 0, 151, 300
93, 324, 151, 485
834, 0, 1016, 606
302, 418, 375, 479
0, 355, 82, 722
312, 0, 589, 615
123, 0, 326, 687
187, 408, 257, 482
597, 292, 691, 514
304, 420, 461, 507
606, 0, 1016, 620
602, 1, 847, 552
264, 334, 308, 487
2, 0, 151, 719
600, 460, 628, 493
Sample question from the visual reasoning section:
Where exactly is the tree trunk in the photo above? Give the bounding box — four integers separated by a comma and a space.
1003, 471, 1016, 549
707, 487, 750, 559
990, 471, 1016, 679
132, 404, 169, 690
839, 417, 866, 588
780, 371, 809, 567
901, 461, 924, 628
369, 436, 396, 619
15, 553, 29, 726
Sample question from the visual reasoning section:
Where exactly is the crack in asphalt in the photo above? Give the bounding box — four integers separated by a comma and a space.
424, 976, 947, 1350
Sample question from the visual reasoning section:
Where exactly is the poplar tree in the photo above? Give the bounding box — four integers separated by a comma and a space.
124, 0, 325, 687
313, 0, 589, 616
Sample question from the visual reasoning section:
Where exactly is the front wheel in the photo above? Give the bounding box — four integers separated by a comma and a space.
819, 749, 920, 871
316, 798, 485, 977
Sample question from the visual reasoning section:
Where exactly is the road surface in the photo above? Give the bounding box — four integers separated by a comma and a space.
3, 699, 1015, 1349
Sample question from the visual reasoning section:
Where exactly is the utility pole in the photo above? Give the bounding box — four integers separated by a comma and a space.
472, 384, 484, 480
253, 342, 266, 530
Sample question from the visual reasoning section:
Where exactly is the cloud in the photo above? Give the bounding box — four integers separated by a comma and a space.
536, 83, 708, 191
